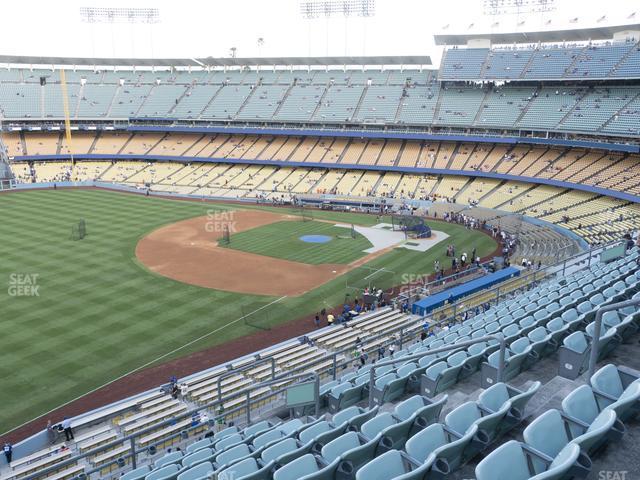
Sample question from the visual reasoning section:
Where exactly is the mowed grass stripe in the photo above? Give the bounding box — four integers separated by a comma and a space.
0, 189, 496, 433
222, 220, 372, 264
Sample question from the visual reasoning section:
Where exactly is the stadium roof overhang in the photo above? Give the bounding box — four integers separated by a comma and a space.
0, 55, 432, 68
434, 23, 640, 45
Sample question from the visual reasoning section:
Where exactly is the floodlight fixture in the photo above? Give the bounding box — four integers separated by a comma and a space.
79, 7, 161, 24
299, 0, 375, 19
482, 0, 555, 16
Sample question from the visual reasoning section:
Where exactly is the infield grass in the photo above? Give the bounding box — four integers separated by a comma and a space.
0, 189, 496, 434
220, 220, 372, 264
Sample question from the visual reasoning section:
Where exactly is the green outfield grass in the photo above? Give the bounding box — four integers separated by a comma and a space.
220, 220, 372, 264
0, 189, 496, 434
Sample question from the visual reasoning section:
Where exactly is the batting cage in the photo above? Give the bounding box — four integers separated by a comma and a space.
219, 225, 231, 245
391, 215, 431, 239
296, 206, 314, 222
241, 300, 276, 331
70, 219, 87, 241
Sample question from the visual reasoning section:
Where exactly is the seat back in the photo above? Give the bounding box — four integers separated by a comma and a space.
361, 412, 396, 439
261, 438, 297, 464
354, 450, 407, 480
404, 423, 447, 463
273, 454, 318, 480
178, 461, 214, 480
562, 385, 600, 427
523, 409, 569, 459
590, 364, 624, 397
243, 420, 274, 438
216, 444, 251, 467
145, 464, 181, 480
474, 441, 530, 480
298, 421, 332, 445
394, 395, 425, 421
121, 466, 150, 480
562, 332, 588, 354
182, 447, 213, 468
445, 401, 480, 435
321, 431, 361, 462
478, 382, 509, 412
154, 451, 183, 469
425, 361, 447, 381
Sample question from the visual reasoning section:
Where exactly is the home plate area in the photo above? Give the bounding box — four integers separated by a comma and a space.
335, 223, 449, 253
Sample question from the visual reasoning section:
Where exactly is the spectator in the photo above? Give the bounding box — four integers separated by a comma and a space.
377, 345, 385, 360
46, 420, 56, 445
180, 383, 189, 398
359, 349, 367, 367
327, 313, 335, 326
216, 407, 226, 431
61, 417, 74, 441
200, 410, 210, 425
3, 443, 12, 464
314, 314, 320, 328
171, 382, 179, 400
388, 343, 396, 356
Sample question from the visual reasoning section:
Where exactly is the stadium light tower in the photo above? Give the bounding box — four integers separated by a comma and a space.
299, 0, 376, 19
483, 0, 556, 16
80, 7, 161, 59
79, 7, 161, 24
299, 0, 375, 57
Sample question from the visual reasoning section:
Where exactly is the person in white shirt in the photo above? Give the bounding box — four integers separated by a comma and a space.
61, 417, 74, 441
180, 384, 189, 398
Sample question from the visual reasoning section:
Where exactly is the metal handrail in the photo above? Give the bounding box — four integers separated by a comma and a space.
20, 370, 318, 480
587, 297, 640, 379
367, 334, 507, 408
14, 230, 622, 478
217, 356, 276, 401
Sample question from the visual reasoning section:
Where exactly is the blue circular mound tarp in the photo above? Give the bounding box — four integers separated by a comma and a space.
299, 235, 332, 244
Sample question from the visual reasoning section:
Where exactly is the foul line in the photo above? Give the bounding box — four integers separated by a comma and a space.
363, 267, 394, 280
1, 295, 287, 438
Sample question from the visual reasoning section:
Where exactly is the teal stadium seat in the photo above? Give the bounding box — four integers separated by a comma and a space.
121, 466, 151, 480
404, 422, 478, 471
145, 463, 181, 480
354, 449, 432, 480
528, 407, 617, 457
475, 440, 582, 480
177, 461, 214, 480
154, 451, 183, 469
590, 364, 640, 420
217, 458, 273, 480
478, 381, 541, 436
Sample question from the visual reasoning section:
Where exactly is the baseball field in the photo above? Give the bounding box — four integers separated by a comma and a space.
0, 188, 497, 435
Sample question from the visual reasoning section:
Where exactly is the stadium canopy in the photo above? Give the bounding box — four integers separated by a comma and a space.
0, 55, 431, 68
434, 23, 640, 46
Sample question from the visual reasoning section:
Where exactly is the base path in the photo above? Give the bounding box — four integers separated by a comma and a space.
136, 210, 380, 297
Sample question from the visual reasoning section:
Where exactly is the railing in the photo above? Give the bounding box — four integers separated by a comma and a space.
367, 335, 507, 408
11, 203, 624, 478
587, 298, 640, 379
217, 356, 276, 402
21, 372, 319, 480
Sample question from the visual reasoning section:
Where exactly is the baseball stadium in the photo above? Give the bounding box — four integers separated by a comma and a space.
1, 0, 640, 479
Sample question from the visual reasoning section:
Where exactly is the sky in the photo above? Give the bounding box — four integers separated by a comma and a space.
0, 0, 637, 64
